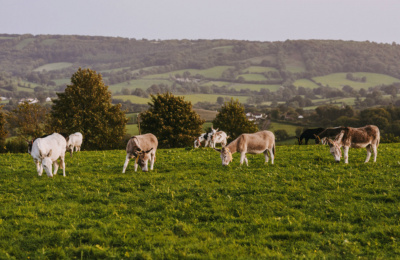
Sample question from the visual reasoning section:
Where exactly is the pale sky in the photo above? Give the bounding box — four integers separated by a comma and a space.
1, 0, 399, 43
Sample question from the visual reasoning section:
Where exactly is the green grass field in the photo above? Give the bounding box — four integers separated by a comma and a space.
108, 79, 171, 93
237, 74, 267, 81
313, 73, 400, 90
293, 79, 320, 89
1, 144, 399, 258
33, 62, 73, 72
142, 66, 233, 79
113, 94, 250, 105
244, 66, 278, 74
268, 122, 299, 136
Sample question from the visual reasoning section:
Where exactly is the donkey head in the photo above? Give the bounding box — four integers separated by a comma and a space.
214, 147, 233, 166
327, 139, 342, 162
134, 148, 154, 171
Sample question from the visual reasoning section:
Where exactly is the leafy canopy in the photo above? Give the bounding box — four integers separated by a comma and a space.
140, 93, 204, 148
49, 68, 127, 150
7, 102, 48, 140
212, 98, 258, 140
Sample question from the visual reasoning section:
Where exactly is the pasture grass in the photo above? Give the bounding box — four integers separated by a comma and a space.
293, 79, 320, 89
33, 62, 73, 72
1, 144, 399, 258
269, 122, 300, 136
112, 95, 150, 104
108, 79, 171, 92
177, 94, 250, 104
244, 66, 278, 74
313, 73, 400, 90
142, 66, 233, 79
228, 83, 281, 92
237, 74, 267, 81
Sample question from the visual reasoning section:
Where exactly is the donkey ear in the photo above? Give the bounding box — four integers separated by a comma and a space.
215, 128, 219, 132
47, 149, 52, 157
327, 139, 335, 147
214, 148, 222, 153
144, 148, 153, 153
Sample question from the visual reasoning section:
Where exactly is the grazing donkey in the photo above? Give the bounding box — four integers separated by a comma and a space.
297, 128, 325, 145
317, 125, 380, 163
194, 127, 218, 148
214, 130, 275, 166
66, 132, 83, 156
122, 133, 158, 173
30, 133, 67, 177
210, 131, 229, 148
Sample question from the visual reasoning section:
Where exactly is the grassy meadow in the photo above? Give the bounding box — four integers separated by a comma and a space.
1, 144, 400, 259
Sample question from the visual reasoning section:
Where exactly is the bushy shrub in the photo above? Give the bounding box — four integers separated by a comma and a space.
140, 93, 204, 148
5, 138, 28, 153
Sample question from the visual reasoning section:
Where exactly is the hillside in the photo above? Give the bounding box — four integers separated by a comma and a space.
1, 34, 400, 110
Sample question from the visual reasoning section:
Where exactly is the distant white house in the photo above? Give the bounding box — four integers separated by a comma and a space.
18, 98, 39, 104
46, 97, 52, 102
0, 97, 7, 101
246, 112, 267, 121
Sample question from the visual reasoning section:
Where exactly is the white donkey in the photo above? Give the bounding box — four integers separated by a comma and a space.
30, 133, 67, 177
66, 132, 83, 156
211, 131, 229, 148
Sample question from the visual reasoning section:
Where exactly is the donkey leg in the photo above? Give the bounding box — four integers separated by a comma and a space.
36, 160, 43, 176
122, 154, 130, 173
343, 146, 350, 163
53, 161, 59, 176
372, 144, 378, 162
365, 145, 372, 163
150, 153, 156, 170
240, 153, 248, 166
269, 148, 275, 164
264, 151, 269, 164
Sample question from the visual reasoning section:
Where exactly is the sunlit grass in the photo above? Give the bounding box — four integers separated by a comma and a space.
1, 143, 399, 258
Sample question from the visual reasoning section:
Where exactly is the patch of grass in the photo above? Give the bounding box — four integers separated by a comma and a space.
293, 79, 320, 89
244, 66, 278, 74
126, 124, 139, 136
15, 38, 35, 50
112, 95, 150, 104
33, 62, 73, 72
237, 74, 267, 81
313, 72, 400, 90
108, 79, 171, 92
1, 144, 399, 258
229, 83, 281, 92
177, 94, 249, 104
269, 121, 299, 136
142, 66, 234, 79
194, 109, 218, 121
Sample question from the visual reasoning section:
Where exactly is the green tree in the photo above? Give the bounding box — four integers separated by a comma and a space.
274, 129, 289, 141
49, 68, 127, 150
7, 102, 48, 139
0, 105, 8, 152
212, 98, 258, 140
140, 92, 204, 148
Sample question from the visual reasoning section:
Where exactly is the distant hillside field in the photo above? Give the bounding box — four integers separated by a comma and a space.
313, 73, 400, 90
142, 66, 234, 80
33, 62, 73, 72
113, 94, 250, 105
2, 35, 400, 110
